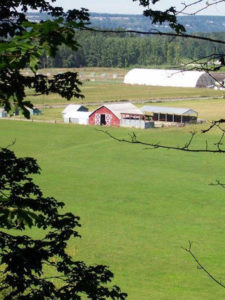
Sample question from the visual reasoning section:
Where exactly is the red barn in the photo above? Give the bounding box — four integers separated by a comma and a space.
89, 103, 143, 126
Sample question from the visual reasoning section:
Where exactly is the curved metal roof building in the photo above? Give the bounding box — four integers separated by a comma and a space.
124, 68, 215, 88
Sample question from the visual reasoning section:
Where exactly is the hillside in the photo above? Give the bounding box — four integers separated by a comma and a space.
1, 119, 225, 299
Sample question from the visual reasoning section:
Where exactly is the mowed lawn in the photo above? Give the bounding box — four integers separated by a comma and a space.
1, 120, 225, 299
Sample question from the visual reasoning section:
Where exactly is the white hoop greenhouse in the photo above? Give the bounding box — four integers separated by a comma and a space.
124, 68, 215, 88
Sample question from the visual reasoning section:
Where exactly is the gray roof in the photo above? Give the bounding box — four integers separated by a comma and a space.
91, 103, 143, 119
62, 104, 87, 114
141, 106, 198, 116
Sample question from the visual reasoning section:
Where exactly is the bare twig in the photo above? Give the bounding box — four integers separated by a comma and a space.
209, 179, 225, 188
5, 139, 16, 149
214, 133, 224, 151
83, 27, 225, 45
178, 0, 225, 15
182, 241, 225, 289
202, 120, 225, 134
97, 129, 225, 153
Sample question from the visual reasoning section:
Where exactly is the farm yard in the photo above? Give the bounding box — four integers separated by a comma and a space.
2, 67, 225, 298
7, 67, 225, 127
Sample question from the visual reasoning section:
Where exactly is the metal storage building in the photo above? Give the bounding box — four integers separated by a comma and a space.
124, 68, 215, 88
141, 106, 198, 123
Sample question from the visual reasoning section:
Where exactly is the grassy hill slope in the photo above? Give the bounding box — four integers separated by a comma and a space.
1, 120, 225, 299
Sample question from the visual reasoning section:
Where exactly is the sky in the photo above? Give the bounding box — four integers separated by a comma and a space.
54, 0, 225, 15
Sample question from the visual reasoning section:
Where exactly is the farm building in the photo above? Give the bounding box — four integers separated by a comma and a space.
25, 107, 42, 116
124, 69, 215, 88
62, 104, 88, 115
89, 102, 151, 129
0, 108, 7, 118
211, 72, 225, 84
62, 104, 89, 124
141, 106, 198, 124
13, 108, 19, 116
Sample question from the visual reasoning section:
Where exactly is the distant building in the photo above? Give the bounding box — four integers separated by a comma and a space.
89, 102, 152, 129
141, 106, 198, 124
124, 69, 215, 88
62, 104, 89, 124
62, 104, 88, 115
211, 72, 225, 88
25, 107, 42, 116
0, 108, 7, 118
13, 108, 19, 116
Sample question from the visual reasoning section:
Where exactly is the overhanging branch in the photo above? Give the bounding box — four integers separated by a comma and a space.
98, 129, 225, 153
83, 27, 225, 45
182, 241, 225, 289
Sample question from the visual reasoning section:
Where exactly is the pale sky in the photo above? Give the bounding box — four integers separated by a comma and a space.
54, 0, 225, 15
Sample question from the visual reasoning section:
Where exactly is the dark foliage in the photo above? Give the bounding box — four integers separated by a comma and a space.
0, 148, 127, 299
133, 0, 186, 33
0, 0, 89, 117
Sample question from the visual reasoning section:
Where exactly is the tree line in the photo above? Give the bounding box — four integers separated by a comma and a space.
43, 31, 225, 68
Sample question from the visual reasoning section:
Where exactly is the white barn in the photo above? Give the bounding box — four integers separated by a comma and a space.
0, 108, 7, 118
62, 104, 89, 124
124, 68, 215, 88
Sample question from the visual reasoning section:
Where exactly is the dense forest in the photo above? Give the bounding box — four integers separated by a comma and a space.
43, 31, 225, 68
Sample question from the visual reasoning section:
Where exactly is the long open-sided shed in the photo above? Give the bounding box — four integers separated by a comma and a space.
141, 106, 198, 123
124, 69, 215, 88
89, 102, 146, 128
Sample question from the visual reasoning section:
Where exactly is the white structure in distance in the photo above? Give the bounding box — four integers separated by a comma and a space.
124, 68, 215, 88
62, 104, 90, 125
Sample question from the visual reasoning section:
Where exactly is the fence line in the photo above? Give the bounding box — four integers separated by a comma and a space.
0, 117, 64, 124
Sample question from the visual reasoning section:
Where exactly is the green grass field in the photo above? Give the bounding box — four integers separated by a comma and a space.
26, 82, 223, 105
23, 68, 224, 105
1, 119, 225, 299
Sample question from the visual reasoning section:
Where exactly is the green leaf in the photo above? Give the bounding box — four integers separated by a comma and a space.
29, 55, 39, 72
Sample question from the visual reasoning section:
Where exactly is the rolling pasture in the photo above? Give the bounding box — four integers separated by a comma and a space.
25, 68, 223, 105
1, 119, 225, 299
23, 98, 225, 124
4, 68, 225, 298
